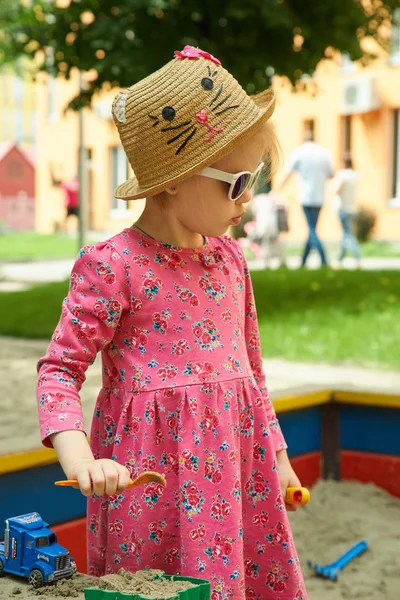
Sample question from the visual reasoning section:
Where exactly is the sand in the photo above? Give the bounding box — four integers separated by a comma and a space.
0, 570, 195, 599
2, 335, 400, 456
290, 480, 400, 600
0, 337, 100, 455
0, 481, 399, 599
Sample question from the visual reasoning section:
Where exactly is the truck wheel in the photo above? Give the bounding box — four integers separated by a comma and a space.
28, 569, 44, 588
0, 560, 4, 577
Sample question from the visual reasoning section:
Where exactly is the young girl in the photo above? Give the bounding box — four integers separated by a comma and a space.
37, 46, 307, 599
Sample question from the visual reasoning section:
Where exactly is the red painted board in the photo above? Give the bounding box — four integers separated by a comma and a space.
290, 451, 321, 488
341, 450, 400, 498
53, 518, 87, 574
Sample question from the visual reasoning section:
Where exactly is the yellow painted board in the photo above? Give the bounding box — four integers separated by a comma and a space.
334, 390, 400, 409
2, 389, 400, 476
273, 390, 332, 413
0, 447, 58, 476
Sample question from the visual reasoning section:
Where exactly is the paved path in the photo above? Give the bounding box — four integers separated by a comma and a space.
265, 358, 400, 397
1, 336, 399, 456
1, 254, 400, 287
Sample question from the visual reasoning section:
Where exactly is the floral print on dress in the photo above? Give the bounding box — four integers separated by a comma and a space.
36, 229, 307, 599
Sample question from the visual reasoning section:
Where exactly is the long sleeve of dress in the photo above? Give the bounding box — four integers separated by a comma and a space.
36, 242, 130, 447
238, 243, 287, 452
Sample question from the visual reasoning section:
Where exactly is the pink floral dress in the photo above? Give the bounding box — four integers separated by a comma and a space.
37, 228, 307, 600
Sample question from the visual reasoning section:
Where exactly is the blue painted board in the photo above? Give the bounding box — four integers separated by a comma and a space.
0, 462, 86, 531
340, 405, 400, 456
278, 407, 322, 457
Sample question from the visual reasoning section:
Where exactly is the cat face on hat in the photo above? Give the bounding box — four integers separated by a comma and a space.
146, 63, 242, 155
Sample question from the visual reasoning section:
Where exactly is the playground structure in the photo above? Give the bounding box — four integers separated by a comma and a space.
0, 387, 399, 575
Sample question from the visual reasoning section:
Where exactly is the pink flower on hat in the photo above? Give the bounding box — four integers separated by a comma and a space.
174, 45, 221, 66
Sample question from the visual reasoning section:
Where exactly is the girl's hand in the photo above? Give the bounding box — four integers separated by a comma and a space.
67, 458, 131, 497
275, 449, 302, 513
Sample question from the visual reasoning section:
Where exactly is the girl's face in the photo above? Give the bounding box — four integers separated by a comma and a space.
168, 125, 270, 238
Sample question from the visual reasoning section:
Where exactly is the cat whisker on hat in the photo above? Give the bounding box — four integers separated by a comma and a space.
148, 114, 160, 127
214, 104, 240, 116
176, 128, 197, 155
161, 120, 193, 132
212, 93, 232, 112
167, 125, 196, 146
209, 83, 223, 106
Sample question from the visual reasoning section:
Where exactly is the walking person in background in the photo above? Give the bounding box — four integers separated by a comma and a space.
50, 164, 80, 230
277, 130, 334, 267
250, 192, 288, 268
331, 154, 361, 268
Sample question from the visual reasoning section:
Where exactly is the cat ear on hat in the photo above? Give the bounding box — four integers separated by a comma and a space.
112, 90, 128, 124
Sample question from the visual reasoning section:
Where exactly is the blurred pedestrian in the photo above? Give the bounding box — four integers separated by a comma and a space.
277, 130, 334, 267
50, 165, 80, 230
331, 154, 361, 268
250, 192, 288, 267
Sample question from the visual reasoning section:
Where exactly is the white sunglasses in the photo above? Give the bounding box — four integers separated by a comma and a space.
199, 161, 265, 201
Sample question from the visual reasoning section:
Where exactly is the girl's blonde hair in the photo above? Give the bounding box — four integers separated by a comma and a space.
258, 120, 281, 185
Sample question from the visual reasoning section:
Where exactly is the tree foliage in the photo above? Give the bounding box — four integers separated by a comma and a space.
1, 0, 399, 107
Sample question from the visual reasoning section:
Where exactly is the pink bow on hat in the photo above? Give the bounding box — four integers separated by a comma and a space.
174, 45, 221, 66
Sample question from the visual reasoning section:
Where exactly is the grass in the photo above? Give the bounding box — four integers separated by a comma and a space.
0, 269, 399, 369
0, 232, 399, 261
253, 268, 400, 370
358, 240, 400, 258
0, 232, 84, 260
284, 240, 400, 258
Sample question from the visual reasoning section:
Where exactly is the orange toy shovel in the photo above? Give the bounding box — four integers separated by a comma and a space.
55, 471, 166, 490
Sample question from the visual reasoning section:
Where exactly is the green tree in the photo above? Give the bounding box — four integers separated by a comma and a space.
1, 0, 399, 107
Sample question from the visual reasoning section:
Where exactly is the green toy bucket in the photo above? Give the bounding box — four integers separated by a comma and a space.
84, 573, 210, 600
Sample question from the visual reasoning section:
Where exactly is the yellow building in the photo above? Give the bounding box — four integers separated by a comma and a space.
34, 31, 400, 241
35, 71, 144, 234
0, 66, 37, 152
272, 50, 400, 242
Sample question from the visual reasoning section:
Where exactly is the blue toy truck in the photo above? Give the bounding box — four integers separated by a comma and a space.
0, 512, 76, 588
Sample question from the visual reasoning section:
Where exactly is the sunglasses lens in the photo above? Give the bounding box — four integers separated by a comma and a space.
231, 173, 251, 200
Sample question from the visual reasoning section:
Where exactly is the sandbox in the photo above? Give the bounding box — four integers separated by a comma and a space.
0, 569, 209, 600
1, 387, 399, 599
1, 479, 399, 599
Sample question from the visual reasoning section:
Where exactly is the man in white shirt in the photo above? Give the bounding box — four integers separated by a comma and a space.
277, 131, 334, 267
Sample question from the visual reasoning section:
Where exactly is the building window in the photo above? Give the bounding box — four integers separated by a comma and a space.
390, 9, 400, 65
110, 146, 129, 212
47, 76, 57, 123
303, 119, 315, 141
341, 116, 352, 157
13, 76, 23, 107
30, 109, 38, 146
393, 109, 400, 200
15, 110, 23, 145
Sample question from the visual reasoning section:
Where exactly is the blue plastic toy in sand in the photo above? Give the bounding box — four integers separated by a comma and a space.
308, 540, 368, 581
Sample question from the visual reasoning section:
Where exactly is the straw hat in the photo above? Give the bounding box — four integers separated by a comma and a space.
112, 45, 275, 200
